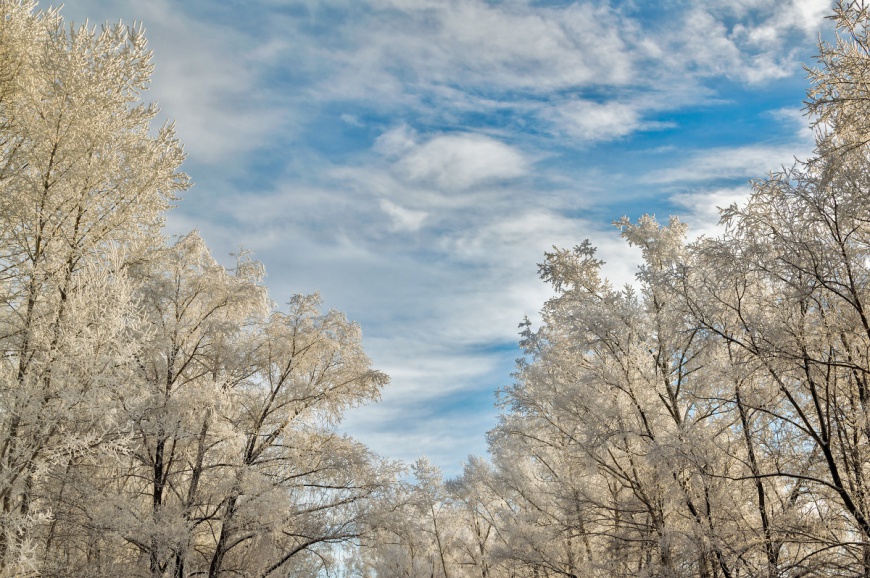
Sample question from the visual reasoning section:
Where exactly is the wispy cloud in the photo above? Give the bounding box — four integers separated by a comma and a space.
64, 0, 291, 164
670, 187, 753, 239
309, 0, 637, 99
650, 143, 813, 184
540, 99, 672, 142
648, 0, 832, 83
380, 199, 428, 232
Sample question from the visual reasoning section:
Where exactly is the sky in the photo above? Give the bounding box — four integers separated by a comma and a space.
57, 0, 829, 477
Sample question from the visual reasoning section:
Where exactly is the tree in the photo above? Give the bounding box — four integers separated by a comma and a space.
445, 457, 502, 578
478, 3, 870, 577
0, 3, 391, 576
204, 292, 389, 578
676, 3, 870, 574
0, 1, 186, 572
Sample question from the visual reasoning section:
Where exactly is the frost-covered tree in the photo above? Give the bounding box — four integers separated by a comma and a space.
489, 217, 750, 578
0, 2, 391, 576
203, 292, 389, 578
0, 1, 186, 572
357, 458, 463, 578
677, 3, 870, 574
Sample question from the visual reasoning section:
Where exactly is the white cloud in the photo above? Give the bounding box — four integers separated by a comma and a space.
541, 99, 656, 142
670, 187, 753, 239
61, 0, 289, 164
790, 0, 832, 33
342, 407, 496, 474
380, 199, 428, 232
340, 113, 365, 127
650, 143, 811, 184
768, 106, 816, 137
437, 210, 643, 342
397, 133, 528, 190
374, 124, 417, 158
331, 0, 636, 95
65, 0, 834, 170
652, 0, 832, 83
710, 0, 831, 36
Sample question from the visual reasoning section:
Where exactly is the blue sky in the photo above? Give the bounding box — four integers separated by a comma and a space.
60, 0, 827, 476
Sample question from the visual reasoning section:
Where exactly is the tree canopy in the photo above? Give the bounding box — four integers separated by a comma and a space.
0, 2, 391, 576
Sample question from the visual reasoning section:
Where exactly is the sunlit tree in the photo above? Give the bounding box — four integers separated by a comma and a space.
0, 3, 391, 576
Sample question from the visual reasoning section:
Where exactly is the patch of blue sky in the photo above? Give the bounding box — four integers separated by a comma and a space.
297, 120, 375, 161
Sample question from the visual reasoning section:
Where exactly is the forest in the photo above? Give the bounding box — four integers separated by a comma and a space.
5, 0, 870, 576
